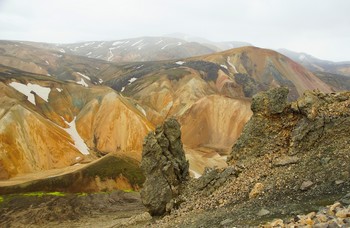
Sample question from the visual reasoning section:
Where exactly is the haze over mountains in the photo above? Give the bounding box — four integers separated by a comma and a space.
22, 35, 252, 63
278, 49, 350, 77
17, 34, 350, 79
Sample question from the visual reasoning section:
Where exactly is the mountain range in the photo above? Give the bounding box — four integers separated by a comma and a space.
16, 35, 349, 80
278, 48, 350, 76
0, 37, 349, 192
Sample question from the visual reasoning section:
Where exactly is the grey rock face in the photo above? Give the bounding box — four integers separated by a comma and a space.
228, 88, 350, 209
140, 118, 189, 216
230, 89, 350, 160
251, 87, 289, 114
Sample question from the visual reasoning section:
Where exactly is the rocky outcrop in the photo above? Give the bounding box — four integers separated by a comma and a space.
230, 87, 350, 161
154, 88, 350, 227
140, 118, 189, 216
250, 87, 289, 114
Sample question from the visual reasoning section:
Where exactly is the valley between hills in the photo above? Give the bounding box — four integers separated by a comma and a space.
0, 37, 350, 227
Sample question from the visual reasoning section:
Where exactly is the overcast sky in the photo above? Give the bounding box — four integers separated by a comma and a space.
0, 0, 349, 61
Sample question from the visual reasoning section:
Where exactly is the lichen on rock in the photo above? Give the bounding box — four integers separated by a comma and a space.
140, 118, 189, 216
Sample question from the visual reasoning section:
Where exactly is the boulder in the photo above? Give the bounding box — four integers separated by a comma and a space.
140, 118, 189, 216
300, 180, 314, 191
251, 87, 289, 115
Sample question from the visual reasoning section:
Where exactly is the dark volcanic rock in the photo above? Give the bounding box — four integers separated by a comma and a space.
140, 118, 189, 216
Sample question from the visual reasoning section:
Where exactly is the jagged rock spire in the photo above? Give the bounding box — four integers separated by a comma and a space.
140, 118, 189, 216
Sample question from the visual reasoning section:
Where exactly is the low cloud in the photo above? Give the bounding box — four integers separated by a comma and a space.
0, 0, 349, 61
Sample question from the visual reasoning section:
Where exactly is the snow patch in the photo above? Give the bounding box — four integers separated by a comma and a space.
190, 169, 202, 179
84, 42, 95, 46
9, 82, 51, 105
161, 44, 170, 50
95, 42, 105, 49
131, 39, 143, 47
108, 47, 116, 61
136, 64, 144, 69
76, 78, 88, 87
99, 78, 103, 84
112, 41, 125, 46
121, 87, 125, 92
47, 73, 51, 76
62, 117, 89, 155
59, 49, 65, 53
86, 52, 92, 56
177, 42, 182, 46
128, 77, 137, 84
155, 40, 163, 45
220, 64, 228, 69
176, 61, 185, 65
136, 104, 147, 116
45, 60, 50, 65
299, 54, 306, 61
56, 88, 63, 92
227, 56, 238, 73
77, 72, 91, 81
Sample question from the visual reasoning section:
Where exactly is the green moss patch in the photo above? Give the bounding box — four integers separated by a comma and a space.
23, 191, 65, 197
0, 155, 144, 195
165, 68, 190, 81
82, 155, 145, 186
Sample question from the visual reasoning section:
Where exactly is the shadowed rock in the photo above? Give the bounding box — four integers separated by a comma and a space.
140, 118, 189, 216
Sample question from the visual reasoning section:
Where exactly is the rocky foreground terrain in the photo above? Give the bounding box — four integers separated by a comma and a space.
149, 88, 350, 227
